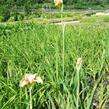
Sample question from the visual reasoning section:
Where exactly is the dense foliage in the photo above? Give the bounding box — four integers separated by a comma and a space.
0, 1, 109, 108
0, 0, 109, 22
0, 0, 109, 7
0, 17, 109, 109
0, 0, 109, 5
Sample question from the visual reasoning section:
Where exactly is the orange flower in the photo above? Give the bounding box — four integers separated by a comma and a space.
20, 74, 43, 87
54, 0, 63, 7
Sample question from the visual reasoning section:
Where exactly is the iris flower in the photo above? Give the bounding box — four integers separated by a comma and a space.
54, 0, 63, 7
20, 73, 43, 87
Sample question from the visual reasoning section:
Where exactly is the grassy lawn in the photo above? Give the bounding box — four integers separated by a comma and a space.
0, 15, 109, 109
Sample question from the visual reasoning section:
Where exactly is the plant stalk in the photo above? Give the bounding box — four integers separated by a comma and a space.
29, 87, 32, 109
77, 70, 80, 109
61, 4, 65, 79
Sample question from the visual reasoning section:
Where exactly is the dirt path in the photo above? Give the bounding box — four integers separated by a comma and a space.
50, 20, 80, 25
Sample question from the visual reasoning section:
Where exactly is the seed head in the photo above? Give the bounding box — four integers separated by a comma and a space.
76, 58, 82, 72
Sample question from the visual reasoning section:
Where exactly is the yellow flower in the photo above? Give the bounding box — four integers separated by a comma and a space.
54, 0, 63, 7
19, 73, 43, 87
76, 58, 82, 72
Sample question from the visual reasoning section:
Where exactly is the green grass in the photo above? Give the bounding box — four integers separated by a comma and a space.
0, 17, 109, 109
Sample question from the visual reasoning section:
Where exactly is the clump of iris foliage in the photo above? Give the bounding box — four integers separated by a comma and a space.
0, 16, 109, 109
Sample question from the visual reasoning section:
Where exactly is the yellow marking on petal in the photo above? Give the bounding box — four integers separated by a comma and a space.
19, 79, 28, 87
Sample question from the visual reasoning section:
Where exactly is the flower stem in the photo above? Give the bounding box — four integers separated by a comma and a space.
29, 87, 32, 109
77, 70, 80, 109
61, 4, 65, 79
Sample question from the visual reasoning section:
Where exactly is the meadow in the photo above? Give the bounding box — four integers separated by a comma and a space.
0, 14, 109, 109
